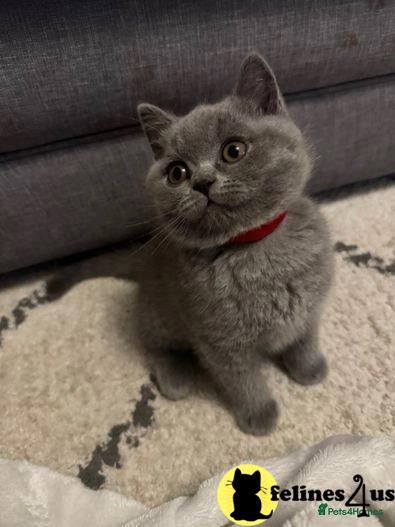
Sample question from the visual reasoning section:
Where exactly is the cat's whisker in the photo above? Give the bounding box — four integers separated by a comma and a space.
150, 216, 184, 256
124, 219, 152, 228
123, 208, 176, 229
145, 220, 178, 237
123, 215, 181, 259
158, 218, 186, 255
146, 216, 181, 243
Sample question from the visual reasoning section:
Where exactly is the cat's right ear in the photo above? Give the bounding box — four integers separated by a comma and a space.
234, 468, 242, 478
137, 103, 176, 159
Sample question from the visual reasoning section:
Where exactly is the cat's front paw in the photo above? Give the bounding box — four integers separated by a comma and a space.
278, 351, 328, 386
235, 399, 279, 436
151, 366, 194, 401
293, 354, 328, 385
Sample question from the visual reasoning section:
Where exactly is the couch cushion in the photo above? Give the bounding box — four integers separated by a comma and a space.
1, 0, 394, 154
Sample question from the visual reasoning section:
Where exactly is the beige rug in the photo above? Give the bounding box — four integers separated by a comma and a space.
0, 179, 394, 508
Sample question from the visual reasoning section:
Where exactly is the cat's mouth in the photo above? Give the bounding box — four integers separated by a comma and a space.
203, 194, 251, 216
166, 197, 258, 249
199, 197, 230, 218
181, 195, 222, 223
164, 192, 255, 247
205, 198, 219, 209
179, 193, 252, 228
205, 198, 228, 208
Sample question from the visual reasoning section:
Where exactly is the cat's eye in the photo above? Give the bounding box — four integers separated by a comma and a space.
167, 162, 188, 185
222, 140, 247, 163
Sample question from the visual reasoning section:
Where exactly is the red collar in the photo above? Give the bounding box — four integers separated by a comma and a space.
230, 211, 288, 245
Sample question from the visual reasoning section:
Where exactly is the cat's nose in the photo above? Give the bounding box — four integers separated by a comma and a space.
192, 179, 214, 196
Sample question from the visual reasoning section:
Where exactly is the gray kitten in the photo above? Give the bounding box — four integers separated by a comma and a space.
47, 54, 333, 435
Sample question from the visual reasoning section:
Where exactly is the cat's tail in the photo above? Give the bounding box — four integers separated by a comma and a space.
45, 238, 147, 301
258, 510, 273, 519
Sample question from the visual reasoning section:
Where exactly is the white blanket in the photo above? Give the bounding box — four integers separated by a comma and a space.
0, 435, 393, 526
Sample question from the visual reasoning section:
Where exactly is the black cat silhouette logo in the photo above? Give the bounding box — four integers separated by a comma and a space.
217, 464, 278, 525
231, 468, 273, 522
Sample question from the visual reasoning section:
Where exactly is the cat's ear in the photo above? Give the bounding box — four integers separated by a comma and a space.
235, 53, 285, 115
137, 103, 176, 159
234, 468, 242, 479
252, 470, 261, 484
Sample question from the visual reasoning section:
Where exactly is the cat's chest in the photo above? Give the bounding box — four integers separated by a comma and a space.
210, 253, 270, 298
184, 249, 297, 325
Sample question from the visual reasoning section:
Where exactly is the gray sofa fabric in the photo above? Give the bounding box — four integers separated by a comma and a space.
1, 0, 394, 153
2, 74, 394, 274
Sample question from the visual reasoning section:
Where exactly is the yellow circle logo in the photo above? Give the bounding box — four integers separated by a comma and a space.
217, 464, 278, 525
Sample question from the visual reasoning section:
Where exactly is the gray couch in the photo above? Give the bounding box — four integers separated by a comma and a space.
1, 0, 394, 274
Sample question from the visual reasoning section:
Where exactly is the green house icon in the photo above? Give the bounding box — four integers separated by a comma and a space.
318, 503, 328, 516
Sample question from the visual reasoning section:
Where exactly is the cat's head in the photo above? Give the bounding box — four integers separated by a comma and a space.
232, 468, 261, 494
138, 54, 311, 249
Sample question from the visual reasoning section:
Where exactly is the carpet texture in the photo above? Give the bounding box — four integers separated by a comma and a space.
0, 179, 394, 508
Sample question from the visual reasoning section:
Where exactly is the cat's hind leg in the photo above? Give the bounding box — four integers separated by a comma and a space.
198, 344, 279, 435
137, 302, 196, 401
274, 321, 328, 385
150, 347, 197, 401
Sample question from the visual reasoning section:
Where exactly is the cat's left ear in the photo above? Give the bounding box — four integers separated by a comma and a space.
137, 103, 176, 159
235, 53, 285, 115
252, 470, 261, 484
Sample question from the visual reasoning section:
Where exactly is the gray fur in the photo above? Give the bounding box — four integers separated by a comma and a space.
48, 54, 333, 435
